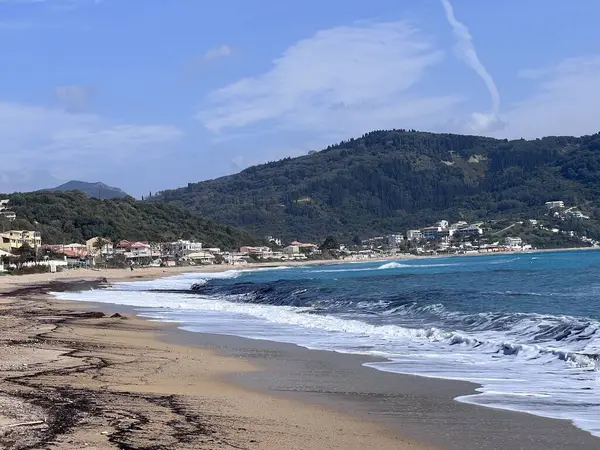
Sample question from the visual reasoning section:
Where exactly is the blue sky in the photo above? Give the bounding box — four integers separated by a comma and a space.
1, 0, 599, 196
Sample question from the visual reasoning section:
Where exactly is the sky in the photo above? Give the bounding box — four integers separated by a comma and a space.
1, 0, 600, 197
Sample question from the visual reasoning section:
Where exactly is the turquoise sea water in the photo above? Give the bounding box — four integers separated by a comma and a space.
55, 251, 600, 436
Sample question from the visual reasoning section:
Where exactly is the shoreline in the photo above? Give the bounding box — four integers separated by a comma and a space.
0, 260, 599, 448
0, 244, 597, 290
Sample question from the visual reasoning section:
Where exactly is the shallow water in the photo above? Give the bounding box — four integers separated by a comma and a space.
54, 251, 600, 436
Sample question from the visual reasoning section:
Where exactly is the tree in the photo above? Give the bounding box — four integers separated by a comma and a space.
93, 237, 109, 254
352, 235, 362, 246
320, 235, 339, 251
14, 243, 35, 269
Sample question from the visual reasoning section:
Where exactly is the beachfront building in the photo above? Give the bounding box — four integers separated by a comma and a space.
239, 246, 273, 259
386, 234, 404, 247
289, 241, 320, 254
60, 243, 88, 259
116, 240, 157, 259
169, 239, 203, 258
422, 226, 443, 240
406, 230, 423, 241
545, 201, 564, 209
283, 245, 299, 255
188, 251, 215, 264
86, 237, 114, 256
0, 230, 41, 252
504, 237, 523, 248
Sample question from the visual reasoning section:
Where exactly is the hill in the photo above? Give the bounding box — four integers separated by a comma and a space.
48, 181, 130, 199
0, 191, 261, 249
151, 130, 600, 242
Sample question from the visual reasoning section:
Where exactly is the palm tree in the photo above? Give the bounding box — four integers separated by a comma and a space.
92, 237, 109, 265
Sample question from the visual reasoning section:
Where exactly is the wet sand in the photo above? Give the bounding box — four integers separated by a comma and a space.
170, 331, 600, 450
0, 279, 424, 449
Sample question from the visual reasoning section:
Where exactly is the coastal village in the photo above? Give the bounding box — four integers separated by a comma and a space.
0, 197, 598, 273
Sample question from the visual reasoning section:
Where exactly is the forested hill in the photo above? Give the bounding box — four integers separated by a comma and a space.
0, 191, 261, 249
152, 130, 600, 241
48, 180, 130, 199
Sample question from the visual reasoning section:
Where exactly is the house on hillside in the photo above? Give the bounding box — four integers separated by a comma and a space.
545, 201, 564, 209
0, 199, 16, 221
0, 230, 41, 252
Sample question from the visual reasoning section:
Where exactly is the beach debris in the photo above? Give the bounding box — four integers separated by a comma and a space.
5, 420, 46, 428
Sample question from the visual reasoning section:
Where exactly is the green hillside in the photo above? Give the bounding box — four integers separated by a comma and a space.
152, 130, 600, 241
0, 191, 261, 249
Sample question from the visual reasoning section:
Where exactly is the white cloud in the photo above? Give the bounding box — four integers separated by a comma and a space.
0, 102, 183, 177
203, 44, 232, 62
199, 21, 461, 136
500, 56, 600, 139
55, 85, 93, 113
440, 0, 504, 135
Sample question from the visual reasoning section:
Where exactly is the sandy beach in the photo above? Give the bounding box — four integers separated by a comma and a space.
0, 269, 426, 449
0, 258, 599, 449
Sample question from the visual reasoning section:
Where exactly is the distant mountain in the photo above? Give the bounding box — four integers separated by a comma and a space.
151, 129, 600, 242
48, 181, 130, 199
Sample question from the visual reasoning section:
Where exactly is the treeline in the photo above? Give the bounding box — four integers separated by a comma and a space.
151, 130, 600, 241
0, 191, 262, 249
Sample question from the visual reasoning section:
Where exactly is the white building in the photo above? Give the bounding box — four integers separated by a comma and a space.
406, 230, 423, 241
436, 220, 449, 229
386, 234, 404, 247
266, 236, 283, 247
454, 225, 483, 236
0, 199, 16, 221
450, 221, 467, 230
169, 240, 203, 258
504, 237, 523, 247
239, 246, 273, 259
566, 211, 590, 220
545, 201, 564, 209
283, 245, 300, 255
188, 251, 215, 264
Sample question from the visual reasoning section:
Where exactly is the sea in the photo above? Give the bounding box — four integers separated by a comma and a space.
53, 251, 600, 436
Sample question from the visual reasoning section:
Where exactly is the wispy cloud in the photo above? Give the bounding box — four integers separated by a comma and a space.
0, 101, 183, 179
500, 55, 600, 139
55, 85, 94, 113
203, 44, 232, 62
440, 0, 504, 134
198, 21, 459, 139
